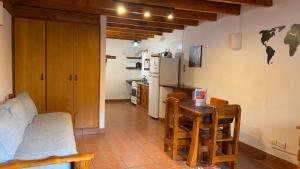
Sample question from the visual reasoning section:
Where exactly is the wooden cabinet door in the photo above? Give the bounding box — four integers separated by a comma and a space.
15, 18, 46, 111
145, 86, 149, 108
141, 86, 147, 108
74, 23, 100, 128
46, 21, 74, 112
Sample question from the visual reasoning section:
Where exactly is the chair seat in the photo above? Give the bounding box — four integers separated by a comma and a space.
168, 125, 192, 138
204, 115, 233, 125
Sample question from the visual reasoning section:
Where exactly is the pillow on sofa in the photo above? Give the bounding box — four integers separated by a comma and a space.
2, 98, 32, 134
16, 93, 38, 121
0, 109, 23, 162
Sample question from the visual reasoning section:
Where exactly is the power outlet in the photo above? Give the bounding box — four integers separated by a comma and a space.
276, 140, 287, 149
271, 139, 277, 145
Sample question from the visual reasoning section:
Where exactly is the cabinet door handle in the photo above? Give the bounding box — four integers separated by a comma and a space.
75, 75, 78, 81
69, 75, 72, 81
41, 74, 44, 80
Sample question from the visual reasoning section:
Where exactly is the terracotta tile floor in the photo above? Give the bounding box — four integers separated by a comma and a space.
76, 102, 272, 169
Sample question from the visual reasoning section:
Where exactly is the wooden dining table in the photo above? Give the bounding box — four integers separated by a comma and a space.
179, 100, 214, 167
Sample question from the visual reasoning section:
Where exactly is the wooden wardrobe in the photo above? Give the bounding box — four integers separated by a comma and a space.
14, 18, 100, 128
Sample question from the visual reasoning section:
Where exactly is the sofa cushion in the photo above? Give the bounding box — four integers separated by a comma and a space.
0, 109, 23, 162
3, 98, 32, 134
14, 112, 77, 164
16, 93, 38, 122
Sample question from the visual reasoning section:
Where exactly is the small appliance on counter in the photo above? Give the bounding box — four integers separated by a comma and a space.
162, 49, 172, 58
141, 75, 148, 84
144, 59, 150, 70
136, 62, 142, 69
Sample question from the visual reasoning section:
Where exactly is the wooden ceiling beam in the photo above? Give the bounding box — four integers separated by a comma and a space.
107, 31, 154, 38
107, 27, 162, 35
107, 35, 142, 41
107, 34, 146, 40
107, 23, 173, 33
15, 0, 217, 21
110, 12, 199, 26
210, 0, 272, 6
107, 17, 184, 30
14, 5, 100, 25
119, 0, 241, 15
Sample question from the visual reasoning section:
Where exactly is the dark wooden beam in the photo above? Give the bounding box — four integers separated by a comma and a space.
107, 17, 184, 30
15, 0, 218, 20
107, 22, 173, 33
107, 34, 145, 41
14, 5, 100, 25
119, 0, 241, 15
107, 31, 154, 38
211, 0, 272, 6
110, 11, 199, 26
107, 27, 162, 35
1, 0, 15, 14
109, 2, 218, 21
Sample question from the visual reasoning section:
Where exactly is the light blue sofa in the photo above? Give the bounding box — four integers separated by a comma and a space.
0, 93, 93, 169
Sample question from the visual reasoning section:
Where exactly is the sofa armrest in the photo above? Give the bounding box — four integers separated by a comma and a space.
0, 153, 94, 169
39, 111, 77, 128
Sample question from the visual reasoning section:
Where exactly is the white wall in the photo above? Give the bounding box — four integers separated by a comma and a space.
181, 0, 300, 164
140, 30, 183, 55
99, 15, 107, 128
105, 39, 141, 100
0, 8, 12, 103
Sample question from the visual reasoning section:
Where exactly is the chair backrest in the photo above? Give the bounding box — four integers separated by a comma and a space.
210, 97, 229, 108
167, 92, 188, 101
164, 97, 180, 134
210, 104, 241, 158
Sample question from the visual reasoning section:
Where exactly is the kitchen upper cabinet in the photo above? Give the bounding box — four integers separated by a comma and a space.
14, 18, 46, 112
47, 21, 75, 113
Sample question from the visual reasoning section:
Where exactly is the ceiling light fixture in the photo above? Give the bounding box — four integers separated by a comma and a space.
144, 11, 151, 18
133, 40, 140, 47
117, 6, 127, 15
167, 14, 174, 20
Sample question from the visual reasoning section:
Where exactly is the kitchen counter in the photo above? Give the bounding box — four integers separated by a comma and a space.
126, 79, 141, 85
159, 84, 198, 118
137, 82, 149, 87
160, 84, 198, 90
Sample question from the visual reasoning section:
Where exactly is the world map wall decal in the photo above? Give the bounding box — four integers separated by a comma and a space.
259, 24, 300, 65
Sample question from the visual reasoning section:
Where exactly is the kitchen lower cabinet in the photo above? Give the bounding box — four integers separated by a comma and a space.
137, 84, 149, 110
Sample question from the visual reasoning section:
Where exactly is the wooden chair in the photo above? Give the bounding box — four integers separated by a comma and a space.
209, 97, 230, 154
297, 126, 300, 169
200, 104, 241, 169
167, 92, 192, 125
164, 97, 192, 160
167, 92, 188, 101
210, 97, 229, 108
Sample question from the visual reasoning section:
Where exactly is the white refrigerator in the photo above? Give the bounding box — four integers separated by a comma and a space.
148, 56, 180, 119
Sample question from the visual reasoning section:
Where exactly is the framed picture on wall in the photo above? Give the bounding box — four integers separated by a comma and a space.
189, 45, 203, 68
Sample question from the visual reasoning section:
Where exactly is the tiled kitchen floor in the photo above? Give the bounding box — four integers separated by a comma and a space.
76, 102, 272, 169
